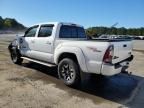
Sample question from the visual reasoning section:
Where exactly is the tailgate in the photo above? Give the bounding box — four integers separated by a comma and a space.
111, 40, 133, 64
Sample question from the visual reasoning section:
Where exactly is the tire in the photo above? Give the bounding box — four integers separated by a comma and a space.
58, 58, 80, 87
10, 47, 23, 65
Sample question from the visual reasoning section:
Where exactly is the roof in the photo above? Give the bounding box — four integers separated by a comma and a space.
31, 22, 83, 27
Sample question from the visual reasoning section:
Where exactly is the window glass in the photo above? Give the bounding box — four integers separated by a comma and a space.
77, 27, 86, 38
71, 27, 77, 38
59, 26, 71, 38
59, 25, 86, 38
38, 25, 53, 37
25, 26, 38, 37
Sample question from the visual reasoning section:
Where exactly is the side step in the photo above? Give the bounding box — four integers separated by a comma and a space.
21, 57, 56, 67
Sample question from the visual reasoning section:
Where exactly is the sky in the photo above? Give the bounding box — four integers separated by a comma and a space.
0, 0, 144, 28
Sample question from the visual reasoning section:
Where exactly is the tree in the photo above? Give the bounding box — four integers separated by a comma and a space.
2, 18, 26, 30
111, 27, 117, 35
141, 28, 144, 36
0, 16, 3, 29
117, 27, 127, 35
4, 18, 13, 28
86, 27, 144, 37
86, 27, 98, 37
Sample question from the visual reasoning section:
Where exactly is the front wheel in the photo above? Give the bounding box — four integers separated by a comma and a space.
10, 47, 23, 65
58, 58, 80, 87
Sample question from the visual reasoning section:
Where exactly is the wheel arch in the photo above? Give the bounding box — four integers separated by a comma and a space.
54, 47, 88, 72
58, 52, 78, 64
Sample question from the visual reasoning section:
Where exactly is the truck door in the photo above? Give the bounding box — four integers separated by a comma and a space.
20, 25, 39, 58
32, 24, 54, 62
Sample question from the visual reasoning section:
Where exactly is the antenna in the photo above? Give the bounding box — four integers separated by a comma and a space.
98, 22, 119, 37
111, 22, 119, 28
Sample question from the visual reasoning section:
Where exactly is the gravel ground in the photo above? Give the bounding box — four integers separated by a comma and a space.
132, 40, 144, 50
0, 34, 144, 108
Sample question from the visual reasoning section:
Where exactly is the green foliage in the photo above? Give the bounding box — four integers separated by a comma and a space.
86, 26, 144, 37
86, 27, 97, 37
86, 27, 108, 37
0, 16, 144, 36
0, 16, 3, 29
0, 16, 26, 30
4, 18, 12, 28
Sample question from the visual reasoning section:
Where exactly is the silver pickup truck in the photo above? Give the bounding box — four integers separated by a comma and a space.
8, 22, 133, 86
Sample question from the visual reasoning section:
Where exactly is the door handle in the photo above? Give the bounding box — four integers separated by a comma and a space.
46, 41, 51, 45
123, 44, 127, 47
31, 40, 35, 43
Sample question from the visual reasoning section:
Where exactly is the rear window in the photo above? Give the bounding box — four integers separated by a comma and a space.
59, 25, 86, 38
77, 27, 86, 38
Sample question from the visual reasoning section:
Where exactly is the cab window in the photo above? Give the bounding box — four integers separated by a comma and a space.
24, 26, 38, 37
59, 25, 86, 38
38, 25, 54, 37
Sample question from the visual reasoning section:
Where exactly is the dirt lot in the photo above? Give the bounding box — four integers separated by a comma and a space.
0, 34, 144, 108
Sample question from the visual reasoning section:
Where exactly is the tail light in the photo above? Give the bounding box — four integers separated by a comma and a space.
103, 45, 114, 63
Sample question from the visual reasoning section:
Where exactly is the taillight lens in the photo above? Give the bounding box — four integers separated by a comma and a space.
103, 45, 114, 63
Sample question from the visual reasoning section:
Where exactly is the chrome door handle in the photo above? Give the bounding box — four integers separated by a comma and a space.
46, 41, 51, 45
31, 40, 35, 43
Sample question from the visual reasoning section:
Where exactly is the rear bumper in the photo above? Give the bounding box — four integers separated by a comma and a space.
101, 63, 122, 76
101, 55, 133, 76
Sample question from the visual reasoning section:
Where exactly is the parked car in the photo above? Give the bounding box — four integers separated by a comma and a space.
133, 36, 144, 40
8, 22, 133, 86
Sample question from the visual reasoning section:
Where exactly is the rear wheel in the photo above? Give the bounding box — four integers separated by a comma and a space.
10, 48, 23, 65
58, 58, 80, 87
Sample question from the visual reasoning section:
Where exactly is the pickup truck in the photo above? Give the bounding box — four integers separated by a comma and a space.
8, 22, 133, 86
